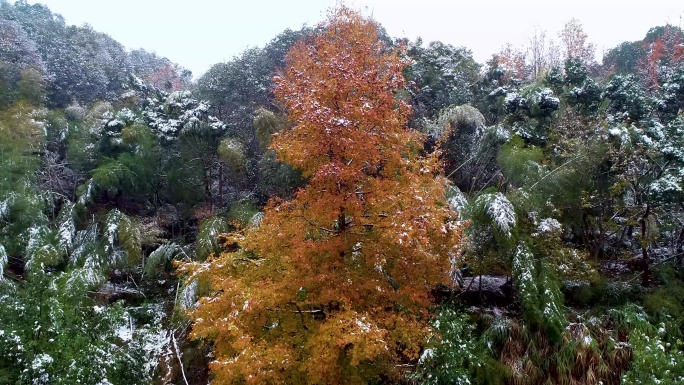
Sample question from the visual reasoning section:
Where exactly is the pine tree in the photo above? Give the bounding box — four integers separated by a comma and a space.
180, 7, 465, 383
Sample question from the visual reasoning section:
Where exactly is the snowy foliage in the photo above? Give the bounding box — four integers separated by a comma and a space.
488, 86, 508, 98
475, 192, 516, 238
486, 124, 512, 142
513, 244, 539, 309
179, 279, 199, 310
0, 18, 44, 72
410, 308, 482, 385
534, 218, 562, 236
118, 214, 142, 264
512, 243, 566, 342
249, 212, 265, 228
195, 27, 310, 139
145, 242, 181, 275
530, 87, 561, 113
446, 185, 469, 214
24, 225, 60, 272
431, 104, 485, 141
141, 89, 225, 141
567, 77, 602, 114
0, 17, 46, 106
101, 108, 138, 138
76, 179, 94, 206
56, 202, 76, 251
620, 310, 684, 384
103, 209, 127, 267
129, 48, 191, 91
217, 137, 246, 170
650, 173, 683, 194
406, 40, 481, 120
0, 267, 153, 385
196, 216, 229, 261
5, 3, 684, 383
0, 0, 194, 108
504, 91, 529, 114
30, 353, 53, 384
0, 193, 15, 220
65, 257, 104, 292
0, 244, 7, 281
604, 74, 651, 121
607, 122, 632, 146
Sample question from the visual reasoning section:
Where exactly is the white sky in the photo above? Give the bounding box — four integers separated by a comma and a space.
25, 0, 684, 78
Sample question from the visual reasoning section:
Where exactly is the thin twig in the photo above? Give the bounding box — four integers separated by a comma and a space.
171, 330, 190, 385
446, 154, 477, 179
528, 157, 576, 190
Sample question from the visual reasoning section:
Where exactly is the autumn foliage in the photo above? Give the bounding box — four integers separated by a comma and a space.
495, 43, 528, 83
641, 26, 684, 92
180, 7, 465, 384
643, 35, 665, 91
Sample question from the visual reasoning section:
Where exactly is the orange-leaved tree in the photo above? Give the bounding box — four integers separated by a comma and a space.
179, 6, 466, 384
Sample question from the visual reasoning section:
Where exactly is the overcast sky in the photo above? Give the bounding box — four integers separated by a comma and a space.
25, 0, 684, 78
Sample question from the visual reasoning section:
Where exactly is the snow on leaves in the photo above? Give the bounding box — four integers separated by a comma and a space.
0, 245, 7, 281
531, 87, 561, 112
145, 242, 181, 276
512, 243, 565, 342
65, 256, 104, 292
141, 90, 225, 141
0, 19, 41, 63
446, 185, 469, 215
95, 86, 225, 143
56, 201, 76, 251
24, 225, 60, 272
0, 193, 15, 221
534, 218, 562, 236
475, 192, 516, 238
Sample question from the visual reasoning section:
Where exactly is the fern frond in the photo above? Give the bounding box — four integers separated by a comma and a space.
145, 242, 180, 275
474, 192, 516, 238
446, 184, 469, 216
56, 202, 76, 252
64, 256, 104, 293
118, 215, 142, 265
76, 179, 95, 206
196, 216, 228, 261
512, 243, 566, 343
103, 209, 127, 267
69, 224, 100, 266
24, 225, 62, 272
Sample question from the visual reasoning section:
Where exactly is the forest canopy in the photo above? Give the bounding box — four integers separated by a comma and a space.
1, 1, 684, 384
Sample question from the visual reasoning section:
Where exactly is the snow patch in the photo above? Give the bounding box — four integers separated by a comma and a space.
355, 317, 371, 333
534, 218, 562, 236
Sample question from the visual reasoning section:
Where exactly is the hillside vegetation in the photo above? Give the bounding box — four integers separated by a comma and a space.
2, 2, 684, 384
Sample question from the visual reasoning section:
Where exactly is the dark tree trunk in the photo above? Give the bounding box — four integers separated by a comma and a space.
641, 203, 651, 286
218, 163, 224, 208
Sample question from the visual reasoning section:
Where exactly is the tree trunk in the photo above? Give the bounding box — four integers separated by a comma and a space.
338, 207, 346, 232
205, 167, 213, 212
640, 203, 651, 287
218, 163, 224, 208
582, 212, 600, 260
